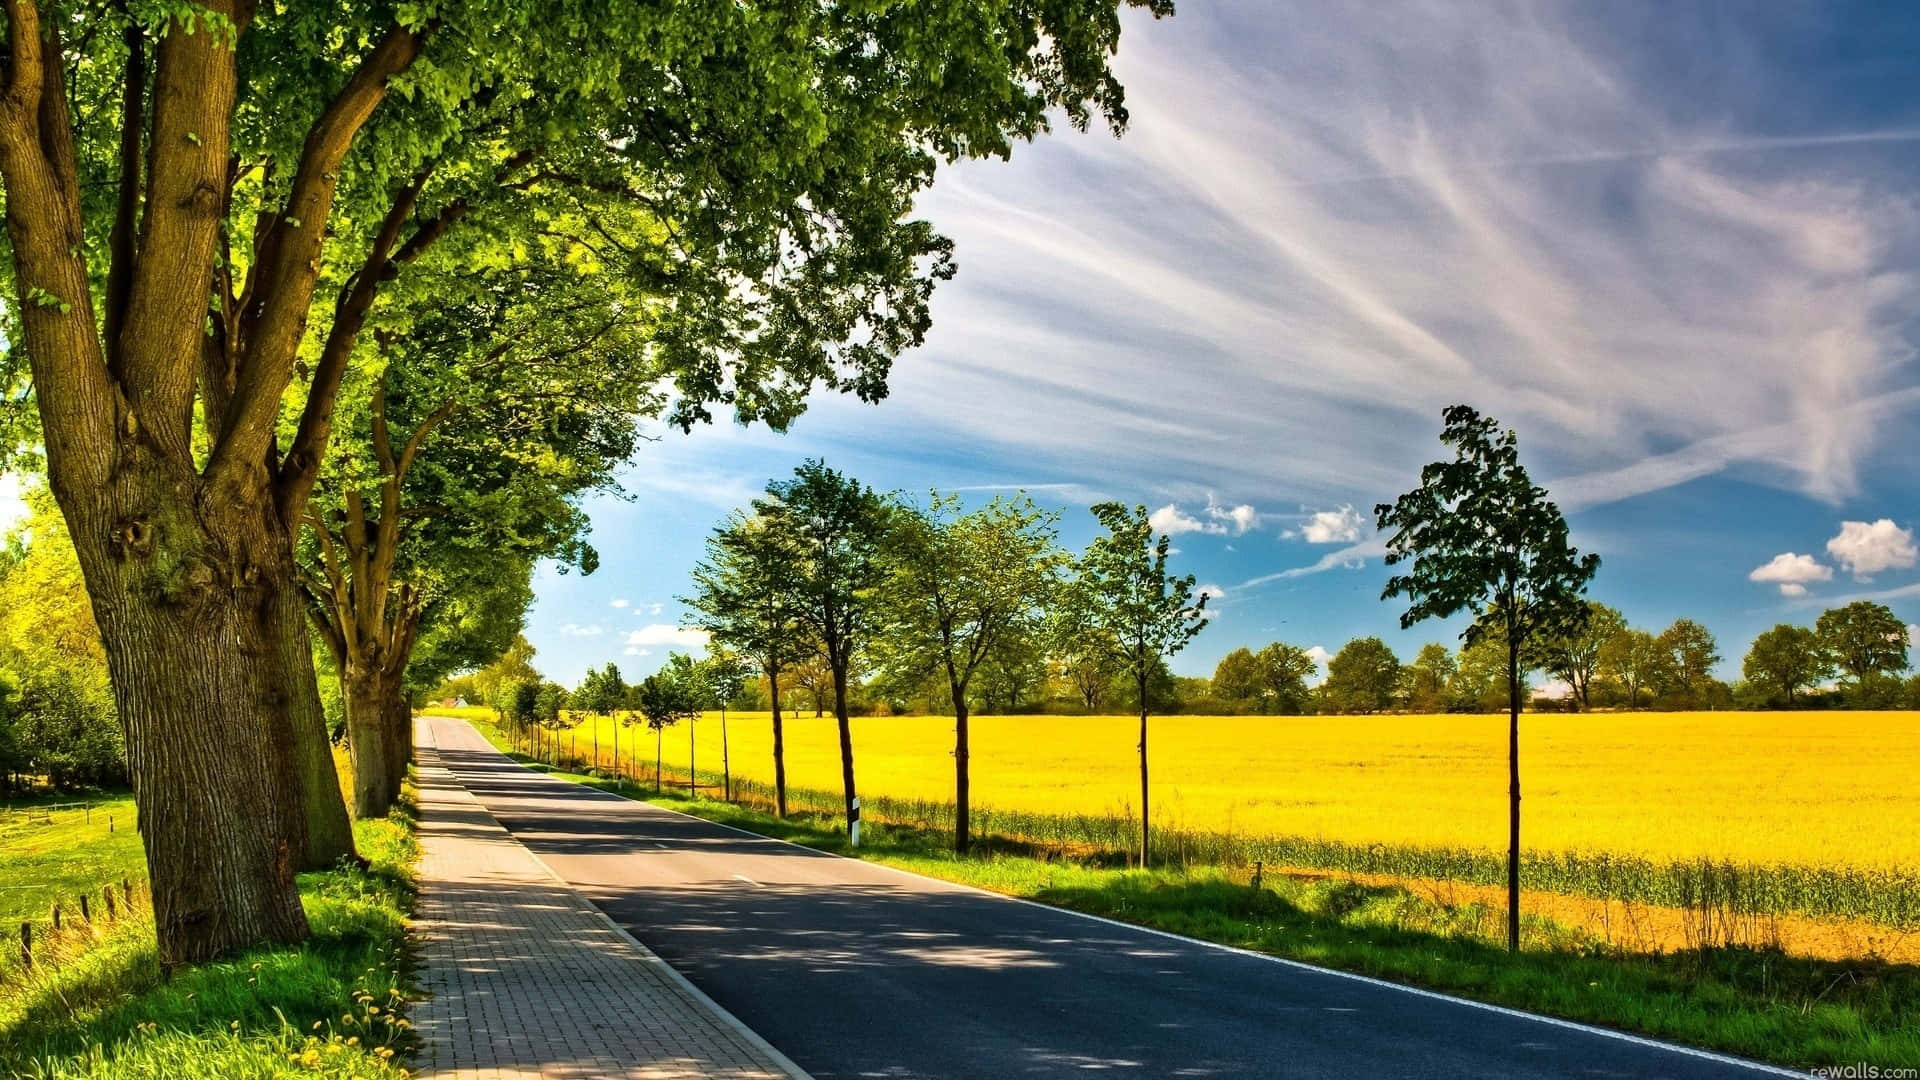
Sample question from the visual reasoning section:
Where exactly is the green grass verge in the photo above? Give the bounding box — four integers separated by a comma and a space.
0, 804, 419, 1079
0, 792, 145, 926
466, 717, 1920, 1071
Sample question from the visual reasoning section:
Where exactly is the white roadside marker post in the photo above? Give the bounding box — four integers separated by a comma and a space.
850, 797, 862, 848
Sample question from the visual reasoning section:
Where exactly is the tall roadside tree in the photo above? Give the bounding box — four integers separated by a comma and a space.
684, 513, 807, 817
1376, 405, 1599, 952
299, 256, 651, 819
0, 0, 1172, 964
873, 493, 1064, 853
1067, 503, 1207, 864
701, 650, 750, 801
756, 462, 893, 844
1541, 602, 1625, 709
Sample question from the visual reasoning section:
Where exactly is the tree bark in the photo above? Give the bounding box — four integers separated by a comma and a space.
769, 668, 788, 817
255, 547, 356, 868
344, 666, 394, 820
1506, 634, 1522, 953
1138, 682, 1151, 868
832, 662, 859, 844
952, 679, 971, 855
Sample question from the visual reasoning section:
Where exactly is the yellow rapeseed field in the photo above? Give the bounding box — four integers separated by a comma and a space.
551, 709, 1919, 871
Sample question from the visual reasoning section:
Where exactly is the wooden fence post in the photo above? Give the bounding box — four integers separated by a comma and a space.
78, 894, 90, 925
50, 902, 61, 931
103, 885, 117, 920
18, 922, 30, 968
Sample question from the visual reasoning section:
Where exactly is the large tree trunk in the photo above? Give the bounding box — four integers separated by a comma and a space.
1506, 637, 1522, 953
383, 677, 410, 799
344, 665, 394, 820
62, 480, 312, 968
256, 555, 357, 867
769, 669, 788, 817
832, 664, 859, 845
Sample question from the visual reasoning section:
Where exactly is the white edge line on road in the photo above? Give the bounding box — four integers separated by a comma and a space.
433, 717, 1804, 1080
420, 719, 814, 1080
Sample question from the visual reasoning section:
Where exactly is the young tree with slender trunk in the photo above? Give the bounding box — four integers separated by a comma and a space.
685, 515, 807, 816
1377, 405, 1599, 953
1067, 503, 1208, 865
0, 0, 1170, 965
702, 650, 750, 802
873, 493, 1064, 853
756, 461, 893, 845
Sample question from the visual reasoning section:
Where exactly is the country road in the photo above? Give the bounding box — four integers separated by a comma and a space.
420, 716, 1793, 1079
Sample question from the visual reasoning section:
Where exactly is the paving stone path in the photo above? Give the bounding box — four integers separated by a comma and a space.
411, 717, 804, 1079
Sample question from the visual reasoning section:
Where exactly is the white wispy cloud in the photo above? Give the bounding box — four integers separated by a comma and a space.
609, 598, 630, 609
558, 623, 603, 637
623, 646, 652, 657
626, 624, 710, 650
1748, 552, 1834, 596
1240, 538, 1386, 588
1149, 503, 1214, 536
1826, 519, 1917, 580
883, 0, 1920, 510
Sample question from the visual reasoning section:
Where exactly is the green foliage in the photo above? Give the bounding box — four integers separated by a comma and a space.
1539, 602, 1625, 708
572, 663, 627, 717
1377, 405, 1599, 711
1814, 601, 1910, 683
1403, 643, 1457, 713
636, 662, 700, 733
754, 460, 895, 713
683, 514, 809, 693
1657, 618, 1722, 706
1322, 637, 1402, 714
1597, 628, 1676, 709
1066, 502, 1209, 714
1208, 644, 1315, 714
871, 492, 1064, 714
1742, 624, 1835, 706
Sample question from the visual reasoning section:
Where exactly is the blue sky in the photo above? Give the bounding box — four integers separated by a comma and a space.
521, 0, 1920, 687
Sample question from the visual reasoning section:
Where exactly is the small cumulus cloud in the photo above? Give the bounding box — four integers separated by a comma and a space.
1149, 495, 1262, 537
609, 598, 630, 609
649, 602, 665, 616
559, 623, 604, 637
1150, 503, 1213, 536
626, 624, 710, 650
623, 646, 652, 657
1748, 552, 1833, 596
1826, 519, 1916, 580
1285, 505, 1366, 544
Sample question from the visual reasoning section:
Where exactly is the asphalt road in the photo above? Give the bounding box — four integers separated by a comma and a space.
424, 717, 1794, 1080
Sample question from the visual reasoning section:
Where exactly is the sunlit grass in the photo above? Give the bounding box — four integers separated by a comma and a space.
0, 800, 419, 1079
0, 793, 144, 926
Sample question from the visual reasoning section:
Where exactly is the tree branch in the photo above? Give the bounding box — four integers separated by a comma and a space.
102, 9, 144, 379
210, 19, 428, 500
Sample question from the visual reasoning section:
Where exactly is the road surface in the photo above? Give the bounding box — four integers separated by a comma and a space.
424, 717, 1793, 1080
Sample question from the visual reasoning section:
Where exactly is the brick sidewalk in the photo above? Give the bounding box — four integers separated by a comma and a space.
411, 718, 804, 1079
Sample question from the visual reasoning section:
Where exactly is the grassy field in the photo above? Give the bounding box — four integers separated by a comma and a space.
0, 793, 144, 926
0, 798, 417, 1079
462, 719, 1920, 1071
